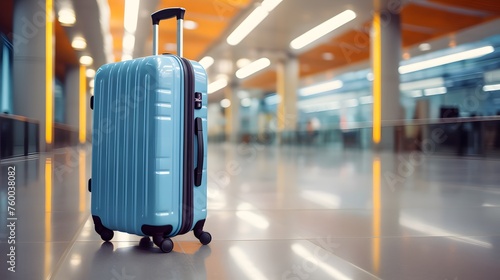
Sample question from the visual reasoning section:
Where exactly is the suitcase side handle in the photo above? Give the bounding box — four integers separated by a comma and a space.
151, 8, 186, 57
194, 117, 204, 187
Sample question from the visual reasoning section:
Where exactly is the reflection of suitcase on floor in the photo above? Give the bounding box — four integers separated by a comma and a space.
89, 7, 210, 253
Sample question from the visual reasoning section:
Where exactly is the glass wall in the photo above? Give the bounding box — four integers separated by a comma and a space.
54, 79, 65, 123
0, 33, 13, 114
207, 33, 500, 155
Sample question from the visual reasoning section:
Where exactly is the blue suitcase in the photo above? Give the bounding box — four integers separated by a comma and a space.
89, 8, 210, 253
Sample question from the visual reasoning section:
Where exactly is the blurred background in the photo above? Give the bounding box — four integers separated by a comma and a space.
2, 1, 500, 279
1, 0, 500, 156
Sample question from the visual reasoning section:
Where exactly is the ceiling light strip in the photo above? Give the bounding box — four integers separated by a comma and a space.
199, 56, 215, 70
227, 0, 284, 46
399, 46, 494, 74
299, 80, 343, 96
96, 0, 114, 62
483, 83, 500, 92
236, 58, 271, 79
208, 78, 228, 94
290, 10, 356, 50
423, 87, 447, 96
122, 0, 140, 60
227, 6, 268, 46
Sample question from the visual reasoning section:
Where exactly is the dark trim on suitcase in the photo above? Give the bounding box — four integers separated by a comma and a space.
141, 224, 173, 237
178, 57, 195, 235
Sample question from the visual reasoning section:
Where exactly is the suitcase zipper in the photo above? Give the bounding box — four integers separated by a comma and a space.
178, 57, 195, 235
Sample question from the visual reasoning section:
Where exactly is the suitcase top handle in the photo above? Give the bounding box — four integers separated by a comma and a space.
151, 7, 186, 57
151, 8, 185, 25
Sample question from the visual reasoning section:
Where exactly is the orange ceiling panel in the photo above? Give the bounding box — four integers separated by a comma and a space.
401, 29, 435, 48
243, 28, 373, 89
401, 3, 489, 37
246, 3, 499, 89
429, 0, 500, 15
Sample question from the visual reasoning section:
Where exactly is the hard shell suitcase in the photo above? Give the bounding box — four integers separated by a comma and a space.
89, 7, 210, 253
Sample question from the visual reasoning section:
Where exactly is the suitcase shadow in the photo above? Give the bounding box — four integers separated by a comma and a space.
89, 237, 211, 279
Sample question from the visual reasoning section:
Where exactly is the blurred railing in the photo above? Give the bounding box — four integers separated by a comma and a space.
54, 123, 79, 149
212, 117, 500, 158
0, 114, 39, 160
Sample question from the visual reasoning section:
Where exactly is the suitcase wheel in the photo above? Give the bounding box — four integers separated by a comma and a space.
195, 230, 212, 245
139, 237, 153, 248
153, 235, 173, 253
100, 228, 114, 242
92, 215, 114, 242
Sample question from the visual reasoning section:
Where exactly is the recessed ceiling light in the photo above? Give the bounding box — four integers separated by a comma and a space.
366, 72, 374, 81
184, 20, 198, 30
79, 55, 93, 66
71, 37, 86, 50
220, 98, 231, 108
237, 90, 249, 99
322, 52, 334, 61
241, 98, 252, 107
449, 39, 457, 48
165, 43, 176, 51
218, 59, 234, 74
58, 9, 76, 26
86, 69, 95, 78
89, 79, 95, 88
419, 43, 431, 51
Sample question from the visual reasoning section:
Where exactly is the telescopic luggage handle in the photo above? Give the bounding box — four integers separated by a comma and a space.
151, 8, 186, 57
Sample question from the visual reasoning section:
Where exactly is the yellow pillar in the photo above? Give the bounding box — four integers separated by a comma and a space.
371, 0, 404, 150
276, 58, 298, 144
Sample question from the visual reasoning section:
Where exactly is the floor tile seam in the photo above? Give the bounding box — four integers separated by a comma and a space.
206, 208, 373, 211
0, 241, 77, 244
422, 155, 500, 162
0, 155, 40, 164
301, 234, 500, 239
302, 238, 385, 280
45, 213, 91, 280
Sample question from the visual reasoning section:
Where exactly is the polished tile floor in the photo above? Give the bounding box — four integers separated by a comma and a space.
1, 143, 500, 280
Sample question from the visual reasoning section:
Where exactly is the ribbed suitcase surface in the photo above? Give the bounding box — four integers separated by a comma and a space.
90, 55, 208, 247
